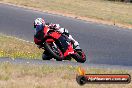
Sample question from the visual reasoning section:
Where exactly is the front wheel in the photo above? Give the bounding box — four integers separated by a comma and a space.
76, 50, 86, 62
71, 50, 86, 63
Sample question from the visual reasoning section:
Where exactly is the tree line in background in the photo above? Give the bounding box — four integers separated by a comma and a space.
107, 0, 132, 3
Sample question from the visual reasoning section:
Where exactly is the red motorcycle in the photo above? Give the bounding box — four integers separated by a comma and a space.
41, 27, 86, 63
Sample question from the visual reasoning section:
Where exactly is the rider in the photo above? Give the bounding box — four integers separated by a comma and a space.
33, 18, 81, 59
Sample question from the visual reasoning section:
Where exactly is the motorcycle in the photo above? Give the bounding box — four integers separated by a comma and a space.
41, 27, 86, 63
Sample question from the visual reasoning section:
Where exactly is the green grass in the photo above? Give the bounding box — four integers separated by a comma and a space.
0, 62, 132, 88
0, 34, 43, 59
0, 0, 132, 28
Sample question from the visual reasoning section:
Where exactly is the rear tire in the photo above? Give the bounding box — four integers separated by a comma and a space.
42, 51, 52, 60
43, 42, 64, 61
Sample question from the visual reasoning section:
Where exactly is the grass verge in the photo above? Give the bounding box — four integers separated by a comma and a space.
0, 34, 131, 87
0, 34, 43, 59
0, 0, 132, 28
0, 62, 132, 88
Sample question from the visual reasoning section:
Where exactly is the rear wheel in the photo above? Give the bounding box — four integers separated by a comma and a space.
43, 42, 64, 61
42, 51, 52, 60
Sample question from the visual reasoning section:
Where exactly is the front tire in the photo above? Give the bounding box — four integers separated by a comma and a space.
76, 50, 86, 62
71, 53, 86, 63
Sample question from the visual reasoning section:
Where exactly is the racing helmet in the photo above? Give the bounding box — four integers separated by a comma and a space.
34, 18, 45, 33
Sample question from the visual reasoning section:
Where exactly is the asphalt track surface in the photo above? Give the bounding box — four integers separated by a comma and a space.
0, 3, 132, 67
